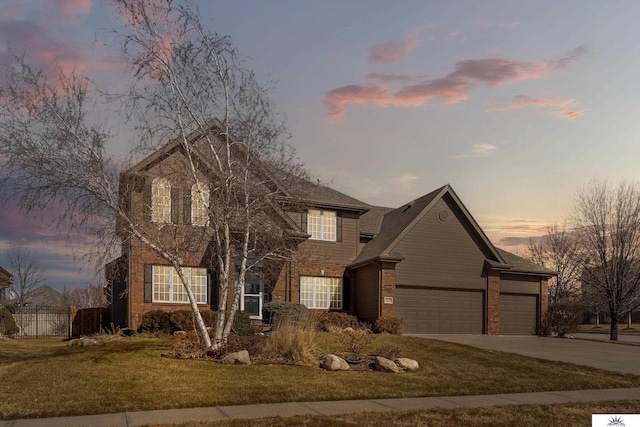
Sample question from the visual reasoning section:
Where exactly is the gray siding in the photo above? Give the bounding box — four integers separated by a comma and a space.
354, 264, 379, 323
393, 197, 488, 290
298, 210, 359, 264
500, 274, 541, 294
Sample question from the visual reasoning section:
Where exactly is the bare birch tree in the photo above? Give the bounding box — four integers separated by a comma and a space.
528, 224, 583, 303
571, 180, 640, 340
0, 0, 305, 351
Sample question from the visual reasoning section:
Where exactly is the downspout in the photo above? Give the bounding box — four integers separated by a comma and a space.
378, 261, 382, 318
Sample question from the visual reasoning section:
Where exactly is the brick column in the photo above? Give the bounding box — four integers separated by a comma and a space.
539, 278, 549, 335
486, 269, 500, 335
379, 262, 397, 318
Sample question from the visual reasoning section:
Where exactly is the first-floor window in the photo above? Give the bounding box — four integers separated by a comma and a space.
152, 266, 207, 303
300, 276, 342, 309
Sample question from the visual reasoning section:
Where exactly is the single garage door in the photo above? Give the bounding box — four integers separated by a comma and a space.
396, 287, 484, 334
499, 293, 538, 335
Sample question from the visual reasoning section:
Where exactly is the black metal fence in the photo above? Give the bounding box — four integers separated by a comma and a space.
0, 305, 71, 339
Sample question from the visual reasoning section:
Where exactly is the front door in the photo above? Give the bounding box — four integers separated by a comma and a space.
241, 271, 263, 319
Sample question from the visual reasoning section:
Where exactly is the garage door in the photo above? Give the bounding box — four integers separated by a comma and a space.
396, 287, 484, 334
499, 294, 538, 335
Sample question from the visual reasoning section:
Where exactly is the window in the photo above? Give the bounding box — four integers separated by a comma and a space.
152, 265, 207, 303
300, 276, 342, 309
151, 177, 171, 223
191, 182, 209, 226
307, 209, 336, 241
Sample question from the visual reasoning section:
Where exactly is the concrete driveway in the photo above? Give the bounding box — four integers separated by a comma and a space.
414, 335, 640, 375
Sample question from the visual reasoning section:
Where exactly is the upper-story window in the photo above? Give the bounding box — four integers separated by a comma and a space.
151, 177, 171, 223
191, 182, 210, 226
308, 209, 336, 241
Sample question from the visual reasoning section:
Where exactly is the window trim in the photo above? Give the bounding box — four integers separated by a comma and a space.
307, 209, 337, 241
151, 265, 208, 304
191, 182, 210, 227
151, 177, 171, 223
299, 276, 342, 309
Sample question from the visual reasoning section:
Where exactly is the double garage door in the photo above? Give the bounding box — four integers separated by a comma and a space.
396, 287, 484, 334
396, 287, 539, 335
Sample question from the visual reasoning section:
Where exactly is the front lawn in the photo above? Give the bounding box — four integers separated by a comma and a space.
1, 334, 640, 420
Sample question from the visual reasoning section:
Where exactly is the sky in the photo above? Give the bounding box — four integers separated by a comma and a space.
1, 0, 640, 290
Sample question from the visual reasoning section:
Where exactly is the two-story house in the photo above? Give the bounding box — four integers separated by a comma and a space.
106, 124, 555, 335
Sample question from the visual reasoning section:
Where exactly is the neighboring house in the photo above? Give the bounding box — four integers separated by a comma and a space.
106, 123, 555, 335
0, 265, 13, 304
7, 285, 64, 308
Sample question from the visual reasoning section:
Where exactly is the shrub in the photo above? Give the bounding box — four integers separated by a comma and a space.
0, 306, 19, 336
138, 309, 217, 334
339, 328, 373, 354
317, 311, 359, 332
262, 311, 317, 365
262, 301, 308, 325
232, 310, 258, 336
541, 299, 585, 337
373, 316, 404, 334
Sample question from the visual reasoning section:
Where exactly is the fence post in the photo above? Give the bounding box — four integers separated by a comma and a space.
35, 305, 39, 339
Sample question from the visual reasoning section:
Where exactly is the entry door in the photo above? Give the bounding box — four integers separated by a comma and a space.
241, 271, 263, 319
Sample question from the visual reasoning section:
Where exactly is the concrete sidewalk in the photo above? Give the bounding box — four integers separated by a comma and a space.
2, 388, 639, 427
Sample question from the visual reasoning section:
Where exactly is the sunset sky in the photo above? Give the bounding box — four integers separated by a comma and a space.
1, 0, 639, 289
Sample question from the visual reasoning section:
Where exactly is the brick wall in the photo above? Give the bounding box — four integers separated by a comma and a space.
380, 262, 397, 318
486, 269, 500, 335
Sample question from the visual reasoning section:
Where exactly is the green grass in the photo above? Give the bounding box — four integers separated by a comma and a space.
161, 401, 640, 427
1, 334, 640, 420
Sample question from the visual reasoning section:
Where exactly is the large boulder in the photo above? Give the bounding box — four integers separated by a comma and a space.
395, 357, 419, 371
321, 354, 350, 371
374, 356, 400, 373
220, 350, 251, 365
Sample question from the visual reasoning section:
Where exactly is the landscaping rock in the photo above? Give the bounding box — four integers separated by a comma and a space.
343, 327, 354, 333
374, 356, 400, 373
395, 357, 419, 371
321, 354, 350, 371
173, 330, 187, 336
220, 350, 251, 365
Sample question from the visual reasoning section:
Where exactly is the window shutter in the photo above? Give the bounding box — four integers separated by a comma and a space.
144, 264, 153, 303
183, 190, 192, 225
301, 212, 308, 233
336, 212, 343, 242
171, 187, 180, 224
143, 181, 152, 221
208, 269, 217, 308
342, 276, 350, 311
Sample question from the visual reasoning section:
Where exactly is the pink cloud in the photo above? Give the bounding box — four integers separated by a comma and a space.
367, 73, 418, 84
55, 0, 91, 22
368, 27, 425, 64
449, 58, 548, 86
394, 77, 471, 105
325, 47, 588, 120
486, 95, 588, 119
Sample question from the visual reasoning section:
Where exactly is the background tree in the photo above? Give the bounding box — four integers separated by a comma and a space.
571, 180, 640, 340
5, 247, 46, 307
61, 284, 107, 309
0, 0, 305, 351
528, 224, 583, 303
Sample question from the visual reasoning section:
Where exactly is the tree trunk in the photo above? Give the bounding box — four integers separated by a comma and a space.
595, 312, 600, 328
609, 311, 619, 341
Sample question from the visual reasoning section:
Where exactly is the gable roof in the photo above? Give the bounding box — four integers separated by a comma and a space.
0, 265, 12, 283
286, 180, 371, 213
350, 184, 505, 268
360, 205, 394, 236
496, 248, 557, 276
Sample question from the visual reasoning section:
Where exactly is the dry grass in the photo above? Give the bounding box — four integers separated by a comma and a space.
260, 312, 318, 365
163, 400, 640, 427
2, 334, 640, 420
579, 323, 640, 335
